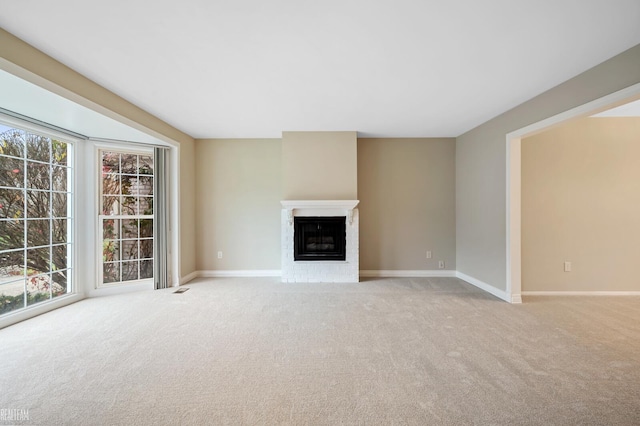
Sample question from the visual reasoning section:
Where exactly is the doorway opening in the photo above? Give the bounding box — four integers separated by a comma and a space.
506, 82, 640, 303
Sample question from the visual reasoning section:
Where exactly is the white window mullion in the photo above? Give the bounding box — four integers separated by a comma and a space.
97, 148, 154, 288
49, 141, 53, 300
0, 125, 74, 318
22, 150, 28, 310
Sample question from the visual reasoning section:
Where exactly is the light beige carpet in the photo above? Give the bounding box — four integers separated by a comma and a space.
1, 277, 639, 425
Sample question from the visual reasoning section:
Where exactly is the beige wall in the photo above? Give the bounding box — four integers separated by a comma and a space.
195, 139, 282, 271
194, 137, 456, 272
282, 131, 357, 200
522, 117, 640, 291
358, 138, 456, 270
456, 44, 640, 292
0, 28, 198, 280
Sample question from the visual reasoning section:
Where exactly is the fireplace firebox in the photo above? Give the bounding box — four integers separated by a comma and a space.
294, 217, 346, 261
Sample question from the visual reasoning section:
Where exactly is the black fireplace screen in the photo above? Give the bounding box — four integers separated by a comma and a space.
294, 216, 346, 261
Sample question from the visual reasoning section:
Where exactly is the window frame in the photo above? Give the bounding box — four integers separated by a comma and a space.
0, 116, 80, 321
96, 146, 155, 288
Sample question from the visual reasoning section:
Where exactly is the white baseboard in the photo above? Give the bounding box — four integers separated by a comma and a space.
456, 271, 513, 303
198, 270, 282, 278
198, 269, 457, 279
360, 270, 457, 278
522, 291, 640, 296
187, 269, 523, 304
180, 271, 199, 285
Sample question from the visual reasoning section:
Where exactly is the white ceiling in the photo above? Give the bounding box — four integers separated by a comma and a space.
1, 0, 640, 139
0, 70, 166, 144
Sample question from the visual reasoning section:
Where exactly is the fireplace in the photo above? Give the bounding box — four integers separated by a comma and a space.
294, 217, 346, 261
281, 200, 359, 282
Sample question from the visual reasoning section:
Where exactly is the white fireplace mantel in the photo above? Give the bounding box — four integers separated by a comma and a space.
281, 200, 359, 210
281, 200, 359, 225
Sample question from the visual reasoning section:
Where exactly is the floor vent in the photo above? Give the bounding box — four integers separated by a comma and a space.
174, 288, 190, 294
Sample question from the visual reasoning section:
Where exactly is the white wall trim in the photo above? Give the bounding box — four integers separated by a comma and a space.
456, 272, 514, 303
180, 271, 198, 284
523, 291, 640, 297
198, 270, 282, 278
511, 293, 523, 304
194, 269, 460, 279
360, 270, 456, 278
0, 293, 84, 330
505, 82, 640, 304
88, 280, 154, 297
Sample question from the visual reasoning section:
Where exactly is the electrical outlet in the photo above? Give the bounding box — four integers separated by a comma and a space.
438, 260, 445, 269
217, 251, 223, 259
564, 261, 571, 272
426, 251, 432, 259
